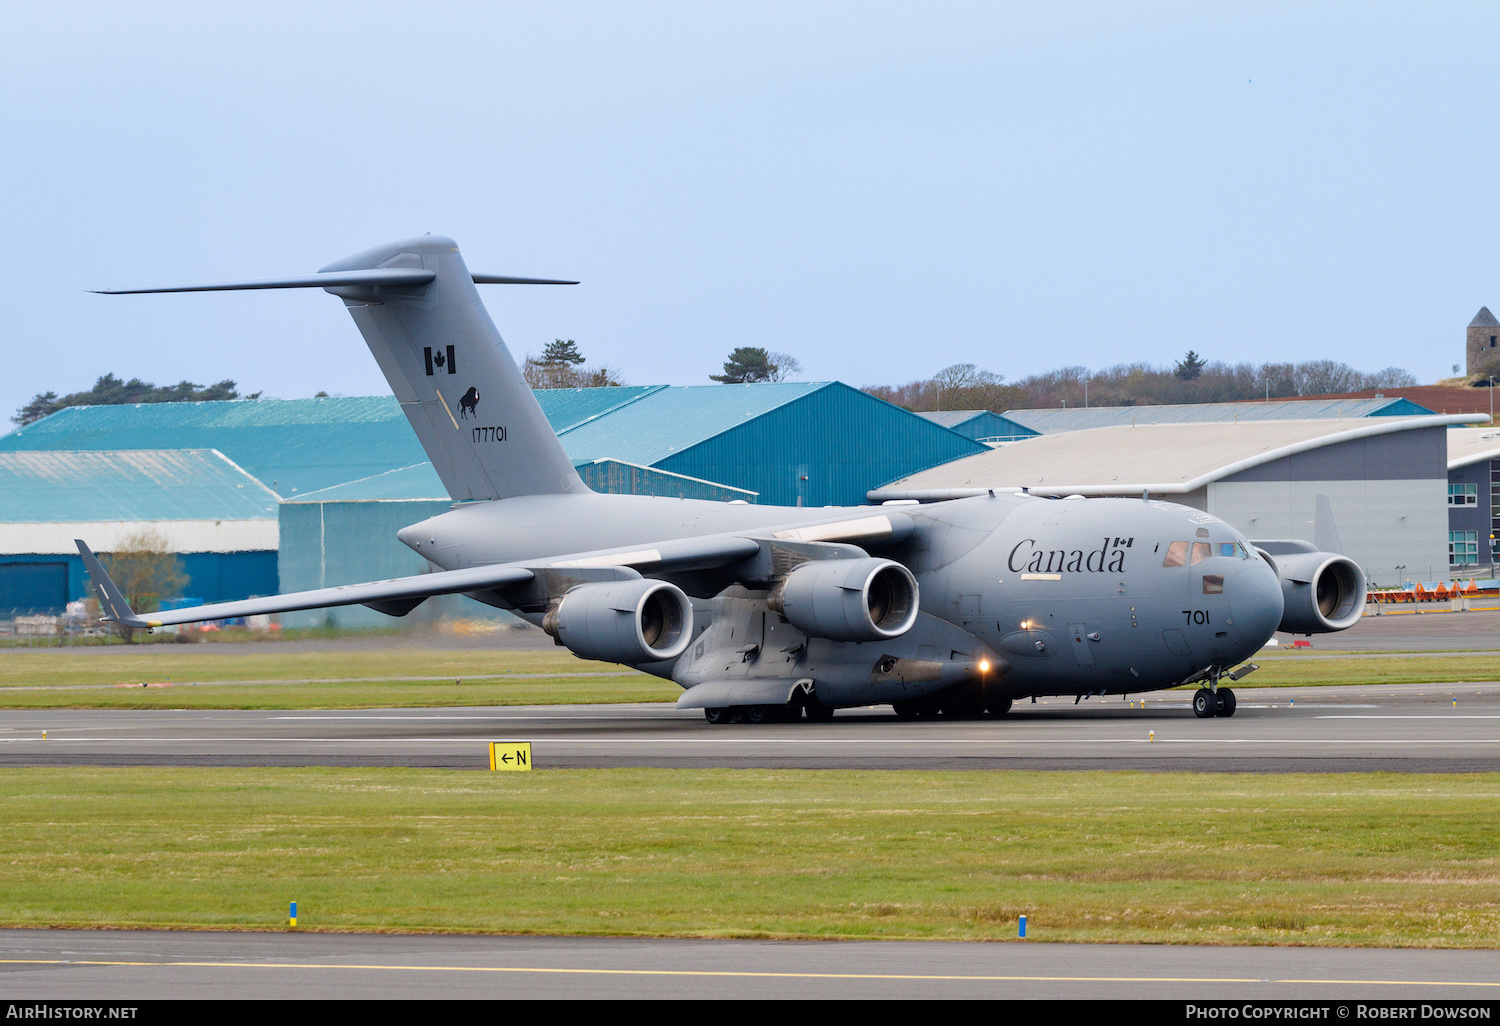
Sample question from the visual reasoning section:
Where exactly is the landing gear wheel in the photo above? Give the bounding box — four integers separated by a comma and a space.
728, 706, 747, 724
939, 690, 986, 720
704, 707, 731, 724
984, 696, 1013, 717
803, 700, 835, 723
1192, 688, 1217, 718
1216, 687, 1237, 718
892, 700, 920, 720
745, 705, 773, 724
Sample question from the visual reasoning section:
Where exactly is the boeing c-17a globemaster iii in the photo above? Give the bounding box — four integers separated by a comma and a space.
77, 236, 1367, 722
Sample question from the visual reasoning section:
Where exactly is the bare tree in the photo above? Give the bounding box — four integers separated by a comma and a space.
96, 529, 190, 642
522, 340, 625, 389
767, 352, 802, 382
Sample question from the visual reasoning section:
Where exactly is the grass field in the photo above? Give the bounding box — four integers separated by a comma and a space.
0, 645, 1497, 708
2, 767, 1497, 946
0, 647, 678, 708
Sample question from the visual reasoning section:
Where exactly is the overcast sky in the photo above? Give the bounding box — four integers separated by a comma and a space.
2, 1, 1497, 422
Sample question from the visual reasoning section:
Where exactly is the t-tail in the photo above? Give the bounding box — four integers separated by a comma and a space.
96, 235, 588, 502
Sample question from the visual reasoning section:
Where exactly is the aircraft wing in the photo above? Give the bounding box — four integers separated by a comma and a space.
77, 540, 538, 629
75, 533, 763, 630
76, 510, 912, 629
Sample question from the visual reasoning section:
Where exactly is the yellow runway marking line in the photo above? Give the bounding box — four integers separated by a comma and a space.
1, 958, 1499, 987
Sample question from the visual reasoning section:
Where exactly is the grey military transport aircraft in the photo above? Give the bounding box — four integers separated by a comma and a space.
77, 236, 1366, 722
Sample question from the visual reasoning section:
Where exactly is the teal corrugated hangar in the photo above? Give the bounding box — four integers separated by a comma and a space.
0, 386, 985, 625
0, 449, 278, 614
547, 382, 987, 507
0, 397, 430, 499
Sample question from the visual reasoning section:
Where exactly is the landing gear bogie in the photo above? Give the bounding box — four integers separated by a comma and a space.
1192, 686, 1237, 718
705, 703, 806, 724
984, 696, 1013, 718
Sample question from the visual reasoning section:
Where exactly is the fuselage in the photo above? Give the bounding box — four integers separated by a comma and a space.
403, 489, 1284, 697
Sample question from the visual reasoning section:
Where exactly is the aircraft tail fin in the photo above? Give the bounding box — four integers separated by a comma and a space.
1313, 494, 1344, 554
98, 236, 588, 503
320, 236, 586, 502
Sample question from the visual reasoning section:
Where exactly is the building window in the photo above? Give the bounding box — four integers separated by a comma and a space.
1450, 530, 1479, 565
1449, 483, 1478, 506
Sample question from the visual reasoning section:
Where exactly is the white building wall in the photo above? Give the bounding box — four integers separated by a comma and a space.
1207, 480, 1448, 586
0, 520, 279, 555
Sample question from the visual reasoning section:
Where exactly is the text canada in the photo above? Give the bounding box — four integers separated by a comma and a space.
1008, 536, 1133, 575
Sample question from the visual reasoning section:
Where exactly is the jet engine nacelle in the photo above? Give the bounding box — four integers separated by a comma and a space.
547, 579, 694, 664
768, 557, 919, 642
1255, 545, 1366, 633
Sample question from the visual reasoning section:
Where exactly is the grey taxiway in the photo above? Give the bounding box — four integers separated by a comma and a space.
4, 679, 1499, 772
2, 929, 1498, 1000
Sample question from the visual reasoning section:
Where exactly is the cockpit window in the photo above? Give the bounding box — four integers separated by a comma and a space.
1163, 541, 1188, 567
1189, 542, 1212, 565
1202, 574, 1224, 594
1218, 543, 1238, 558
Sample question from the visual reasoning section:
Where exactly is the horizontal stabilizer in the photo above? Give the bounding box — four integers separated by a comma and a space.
93, 270, 576, 294
471, 274, 580, 285
91, 269, 436, 294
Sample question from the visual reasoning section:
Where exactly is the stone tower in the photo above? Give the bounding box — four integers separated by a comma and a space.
1469, 307, 1500, 376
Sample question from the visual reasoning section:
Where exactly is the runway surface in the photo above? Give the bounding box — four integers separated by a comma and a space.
5, 680, 1499, 771
1278, 607, 1500, 651
2, 929, 1497, 1000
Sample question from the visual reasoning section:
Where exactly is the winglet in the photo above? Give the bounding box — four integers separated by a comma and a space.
74, 540, 157, 629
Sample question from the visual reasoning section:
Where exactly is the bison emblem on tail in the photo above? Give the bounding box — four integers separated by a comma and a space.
458, 387, 480, 419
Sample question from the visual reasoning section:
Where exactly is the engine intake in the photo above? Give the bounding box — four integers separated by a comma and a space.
546, 580, 694, 664
1266, 549, 1366, 633
769, 558, 919, 642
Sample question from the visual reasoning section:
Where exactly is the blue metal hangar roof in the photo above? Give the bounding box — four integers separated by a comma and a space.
0, 449, 277, 523
0, 385, 987, 508
548, 382, 987, 507
1001, 397, 1438, 435
0, 397, 427, 498
916, 410, 1032, 443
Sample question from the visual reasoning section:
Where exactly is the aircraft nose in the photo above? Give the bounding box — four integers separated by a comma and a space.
1230, 563, 1284, 646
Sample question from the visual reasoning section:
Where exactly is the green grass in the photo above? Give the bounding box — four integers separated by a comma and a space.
0, 648, 677, 708
4, 643, 1499, 709
1230, 652, 1500, 689
3, 768, 1498, 946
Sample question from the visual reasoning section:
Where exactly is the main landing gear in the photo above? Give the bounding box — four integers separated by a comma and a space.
703, 700, 834, 724
1192, 686, 1237, 718
891, 694, 1012, 720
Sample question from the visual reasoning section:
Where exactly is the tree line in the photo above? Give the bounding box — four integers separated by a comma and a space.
12, 374, 254, 426
16, 347, 1423, 429
9, 341, 808, 427
863, 354, 1421, 414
